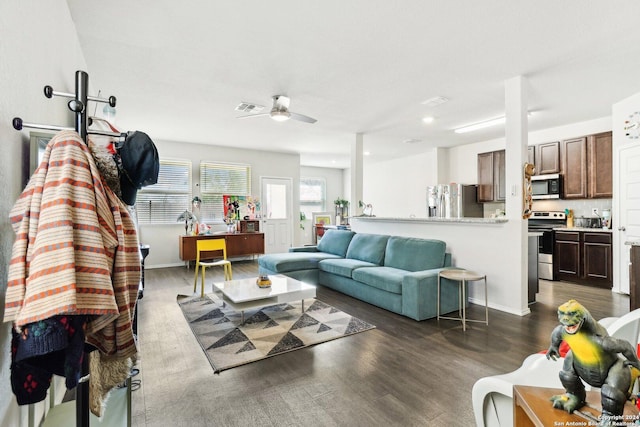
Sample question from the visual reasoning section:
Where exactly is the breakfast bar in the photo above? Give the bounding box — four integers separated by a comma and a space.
350, 216, 531, 317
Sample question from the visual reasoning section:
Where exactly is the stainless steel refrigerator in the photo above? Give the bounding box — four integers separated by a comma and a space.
427, 184, 483, 218
450, 184, 483, 218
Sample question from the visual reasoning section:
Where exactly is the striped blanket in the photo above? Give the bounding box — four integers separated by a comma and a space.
5, 130, 140, 359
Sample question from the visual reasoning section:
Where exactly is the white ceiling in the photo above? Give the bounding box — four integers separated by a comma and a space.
66, 1, 640, 169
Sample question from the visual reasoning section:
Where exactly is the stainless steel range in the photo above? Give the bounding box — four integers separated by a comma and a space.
528, 211, 567, 280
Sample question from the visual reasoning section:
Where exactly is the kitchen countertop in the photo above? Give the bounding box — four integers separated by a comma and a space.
553, 227, 613, 233
350, 216, 508, 224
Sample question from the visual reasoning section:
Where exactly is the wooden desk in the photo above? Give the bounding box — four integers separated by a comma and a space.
179, 233, 264, 261
514, 385, 640, 426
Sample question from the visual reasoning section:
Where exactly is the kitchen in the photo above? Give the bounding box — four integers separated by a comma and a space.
478, 131, 614, 299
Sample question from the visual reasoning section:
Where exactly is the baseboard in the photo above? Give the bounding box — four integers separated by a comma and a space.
468, 297, 531, 317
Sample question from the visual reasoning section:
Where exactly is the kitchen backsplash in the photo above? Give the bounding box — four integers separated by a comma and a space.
533, 198, 612, 218
481, 199, 612, 219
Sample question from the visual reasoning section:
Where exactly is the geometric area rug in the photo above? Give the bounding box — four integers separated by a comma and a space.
176, 293, 376, 373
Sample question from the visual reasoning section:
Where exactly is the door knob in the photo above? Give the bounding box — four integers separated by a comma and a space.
618, 226, 626, 231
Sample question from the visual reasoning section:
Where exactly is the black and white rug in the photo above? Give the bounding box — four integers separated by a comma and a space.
177, 293, 376, 373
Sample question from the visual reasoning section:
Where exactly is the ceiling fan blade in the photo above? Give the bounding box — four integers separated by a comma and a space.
289, 112, 317, 124
236, 113, 270, 119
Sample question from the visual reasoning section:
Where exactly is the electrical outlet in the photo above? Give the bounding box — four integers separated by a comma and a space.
592, 208, 599, 216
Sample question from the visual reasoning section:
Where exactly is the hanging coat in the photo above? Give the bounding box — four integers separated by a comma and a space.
5, 129, 140, 358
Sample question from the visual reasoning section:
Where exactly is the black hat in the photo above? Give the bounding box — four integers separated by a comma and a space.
117, 131, 159, 205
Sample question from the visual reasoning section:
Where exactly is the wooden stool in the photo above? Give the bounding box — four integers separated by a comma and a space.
437, 269, 488, 331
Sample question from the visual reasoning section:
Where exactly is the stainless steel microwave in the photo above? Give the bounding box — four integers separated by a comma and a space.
531, 173, 562, 200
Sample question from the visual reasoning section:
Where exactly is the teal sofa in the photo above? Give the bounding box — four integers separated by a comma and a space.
258, 229, 463, 321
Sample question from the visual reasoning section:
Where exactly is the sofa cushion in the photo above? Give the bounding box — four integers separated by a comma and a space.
316, 229, 356, 257
345, 233, 389, 265
351, 266, 406, 294
384, 237, 446, 272
258, 252, 341, 273
318, 258, 378, 278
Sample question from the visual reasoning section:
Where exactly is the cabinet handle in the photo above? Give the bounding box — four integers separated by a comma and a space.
618, 226, 626, 231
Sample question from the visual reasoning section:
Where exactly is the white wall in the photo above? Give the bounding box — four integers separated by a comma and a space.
0, 2, 87, 425
363, 150, 438, 218
140, 139, 301, 268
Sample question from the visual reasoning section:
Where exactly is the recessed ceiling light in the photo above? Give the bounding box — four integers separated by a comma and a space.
421, 96, 448, 107
364, 151, 370, 156
422, 116, 435, 124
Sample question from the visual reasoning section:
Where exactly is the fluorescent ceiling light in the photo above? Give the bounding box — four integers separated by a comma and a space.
454, 116, 505, 133
454, 112, 532, 134
422, 116, 435, 124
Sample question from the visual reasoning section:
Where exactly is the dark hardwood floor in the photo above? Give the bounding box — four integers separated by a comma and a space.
132, 261, 629, 426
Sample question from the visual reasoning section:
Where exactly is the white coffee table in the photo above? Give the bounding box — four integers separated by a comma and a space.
213, 275, 317, 324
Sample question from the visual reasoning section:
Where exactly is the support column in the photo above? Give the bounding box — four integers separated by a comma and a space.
350, 133, 364, 216
505, 75, 529, 312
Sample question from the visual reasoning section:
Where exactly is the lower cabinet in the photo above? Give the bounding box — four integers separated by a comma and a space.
554, 230, 612, 288
179, 233, 265, 261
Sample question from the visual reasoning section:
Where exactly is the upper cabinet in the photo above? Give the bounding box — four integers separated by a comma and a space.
587, 132, 613, 198
560, 131, 612, 199
561, 137, 588, 199
535, 141, 561, 175
477, 149, 505, 202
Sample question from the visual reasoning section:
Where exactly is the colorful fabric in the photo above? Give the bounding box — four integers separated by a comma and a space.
5, 130, 140, 359
11, 315, 87, 404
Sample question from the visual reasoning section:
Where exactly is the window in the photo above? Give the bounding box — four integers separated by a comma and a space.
300, 177, 326, 218
200, 162, 251, 222
135, 159, 192, 224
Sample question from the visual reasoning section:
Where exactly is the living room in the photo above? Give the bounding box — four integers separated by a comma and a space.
3, 2, 640, 426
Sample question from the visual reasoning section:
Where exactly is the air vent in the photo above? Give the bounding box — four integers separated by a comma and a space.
403, 138, 422, 144
421, 96, 449, 107
235, 102, 265, 113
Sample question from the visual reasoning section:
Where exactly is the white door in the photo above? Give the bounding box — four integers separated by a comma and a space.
617, 143, 640, 294
261, 177, 293, 254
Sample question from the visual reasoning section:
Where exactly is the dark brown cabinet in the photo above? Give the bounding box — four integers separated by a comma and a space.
535, 141, 560, 175
179, 233, 265, 261
561, 137, 588, 199
631, 245, 640, 311
560, 132, 612, 199
554, 230, 612, 288
477, 149, 505, 202
587, 132, 613, 198
555, 231, 581, 280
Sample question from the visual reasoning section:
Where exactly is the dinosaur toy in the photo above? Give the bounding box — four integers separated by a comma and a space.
546, 299, 640, 425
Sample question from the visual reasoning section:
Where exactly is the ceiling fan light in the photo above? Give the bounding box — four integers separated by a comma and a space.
270, 110, 290, 122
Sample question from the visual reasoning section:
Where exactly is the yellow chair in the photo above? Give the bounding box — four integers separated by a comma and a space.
193, 239, 232, 297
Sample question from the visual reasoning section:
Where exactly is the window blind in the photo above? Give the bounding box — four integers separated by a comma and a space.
300, 177, 326, 217
136, 159, 192, 224
200, 161, 251, 222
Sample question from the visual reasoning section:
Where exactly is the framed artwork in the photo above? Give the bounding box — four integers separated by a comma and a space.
312, 212, 332, 226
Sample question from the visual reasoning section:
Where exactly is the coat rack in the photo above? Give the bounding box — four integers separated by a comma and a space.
13, 70, 124, 427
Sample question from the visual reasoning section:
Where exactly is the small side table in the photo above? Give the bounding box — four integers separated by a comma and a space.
437, 268, 488, 331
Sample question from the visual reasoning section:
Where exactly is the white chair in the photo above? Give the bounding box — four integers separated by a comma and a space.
472, 309, 640, 427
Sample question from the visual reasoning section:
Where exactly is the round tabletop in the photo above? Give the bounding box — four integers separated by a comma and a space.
439, 269, 485, 281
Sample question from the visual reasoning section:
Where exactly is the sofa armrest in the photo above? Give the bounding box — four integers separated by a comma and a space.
289, 246, 319, 253
401, 267, 463, 321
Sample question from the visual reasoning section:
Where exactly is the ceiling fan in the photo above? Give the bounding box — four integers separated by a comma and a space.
237, 95, 317, 124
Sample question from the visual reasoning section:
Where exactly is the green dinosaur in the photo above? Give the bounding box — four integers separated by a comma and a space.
546, 299, 640, 426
